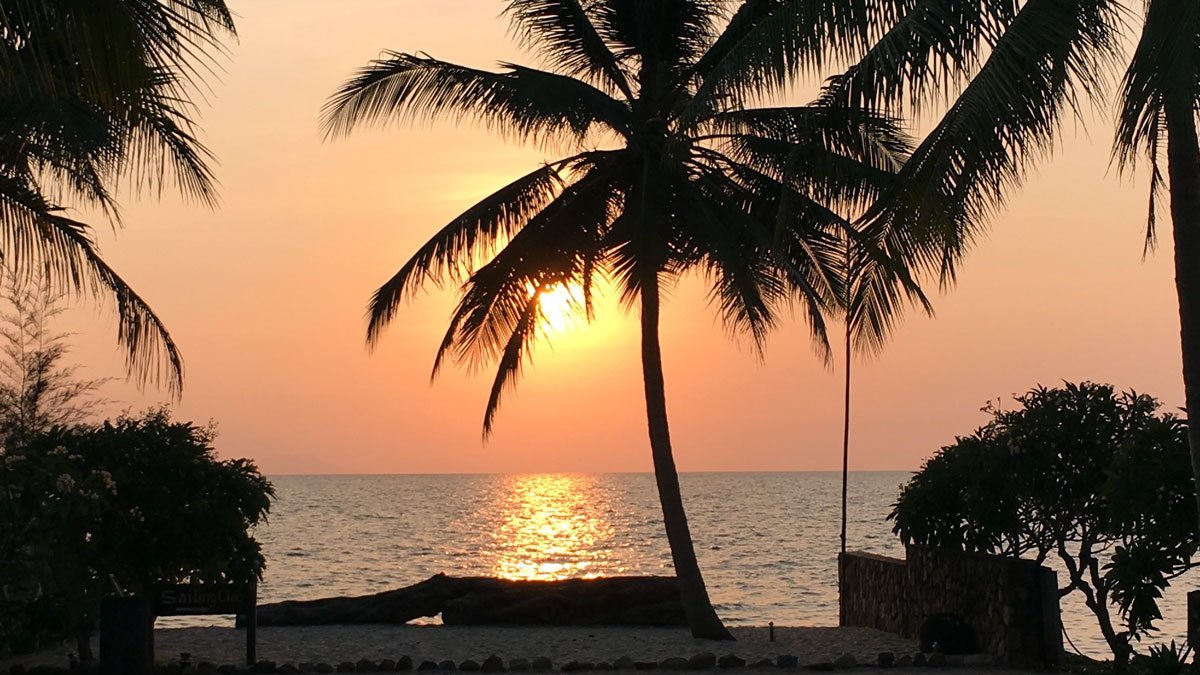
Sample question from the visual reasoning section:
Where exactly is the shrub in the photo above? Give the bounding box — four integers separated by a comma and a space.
0, 408, 273, 657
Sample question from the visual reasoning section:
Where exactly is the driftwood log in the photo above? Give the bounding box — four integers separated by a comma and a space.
246, 574, 686, 627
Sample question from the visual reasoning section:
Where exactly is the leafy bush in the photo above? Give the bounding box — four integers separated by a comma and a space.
0, 408, 273, 657
1134, 642, 1192, 675
891, 382, 1197, 664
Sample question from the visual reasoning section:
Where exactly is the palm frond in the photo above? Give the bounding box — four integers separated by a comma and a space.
684, 0, 907, 120
0, 0, 234, 396
503, 0, 634, 98
686, 155, 851, 359
689, 190, 786, 351
431, 161, 619, 380
844, 229, 933, 355
861, 0, 1123, 284
0, 174, 182, 392
366, 160, 568, 346
480, 282, 564, 437
721, 133, 899, 213
321, 52, 632, 144
703, 104, 912, 172
53, 219, 185, 396
821, 0, 1018, 115
0, 99, 120, 216
116, 69, 219, 207
1113, 0, 1200, 253
0, 0, 234, 105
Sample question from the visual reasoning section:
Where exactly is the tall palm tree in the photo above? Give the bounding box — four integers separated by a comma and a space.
701, 0, 1200, 532
0, 0, 237, 393
323, 0, 913, 640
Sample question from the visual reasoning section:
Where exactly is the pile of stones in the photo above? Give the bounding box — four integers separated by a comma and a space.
7, 651, 999, 675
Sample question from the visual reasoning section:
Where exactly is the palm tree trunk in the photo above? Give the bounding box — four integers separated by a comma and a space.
1165, 98, 1200, 534
639, 273, 734, 641
840, 326, 851, 554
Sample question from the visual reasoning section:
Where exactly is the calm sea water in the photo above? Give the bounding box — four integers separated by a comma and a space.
177, 472, 1196, 658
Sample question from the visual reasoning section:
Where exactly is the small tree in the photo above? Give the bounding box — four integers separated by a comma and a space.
891, 382, 1198, 664
0, 267, 108, 450
0, 409, 274, 659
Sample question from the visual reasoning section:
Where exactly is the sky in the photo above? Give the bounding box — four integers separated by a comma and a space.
58, 0, 1180, 475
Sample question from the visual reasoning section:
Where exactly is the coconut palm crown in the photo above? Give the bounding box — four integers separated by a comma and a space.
322, 0, 914, 639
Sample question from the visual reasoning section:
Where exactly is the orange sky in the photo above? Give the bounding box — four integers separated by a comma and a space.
60, 1, 1180, 474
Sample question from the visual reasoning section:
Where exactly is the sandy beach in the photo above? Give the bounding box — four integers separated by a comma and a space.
4, 624, 930, 670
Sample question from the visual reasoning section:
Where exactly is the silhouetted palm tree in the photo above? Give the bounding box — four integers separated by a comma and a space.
323, 0, 913, 640
0, 1, 237, 392
707, 0, 1200, 529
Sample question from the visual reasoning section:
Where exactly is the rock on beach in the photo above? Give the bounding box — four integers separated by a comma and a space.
4, 625, 920, 673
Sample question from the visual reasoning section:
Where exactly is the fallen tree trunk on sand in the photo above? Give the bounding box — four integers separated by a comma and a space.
247, 574, 687, 627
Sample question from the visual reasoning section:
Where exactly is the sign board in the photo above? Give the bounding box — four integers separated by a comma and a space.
144, 581, 258, 665
153, 583, 250, 615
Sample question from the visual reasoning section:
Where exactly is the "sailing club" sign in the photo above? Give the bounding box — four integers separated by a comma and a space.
152, 583, 252, 615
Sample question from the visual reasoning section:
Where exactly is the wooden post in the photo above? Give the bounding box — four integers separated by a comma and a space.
1188, 590, 1200, 663
246, 578, 258, 666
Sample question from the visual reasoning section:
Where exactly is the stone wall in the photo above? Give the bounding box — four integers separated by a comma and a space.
839, 546, 1061, 668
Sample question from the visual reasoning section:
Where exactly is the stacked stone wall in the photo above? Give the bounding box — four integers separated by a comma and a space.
838, 546, 1061, 668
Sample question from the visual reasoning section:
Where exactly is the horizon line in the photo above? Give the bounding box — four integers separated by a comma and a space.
261, 469, 918, 477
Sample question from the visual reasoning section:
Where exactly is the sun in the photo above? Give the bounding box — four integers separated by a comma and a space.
532, 282, 582, 334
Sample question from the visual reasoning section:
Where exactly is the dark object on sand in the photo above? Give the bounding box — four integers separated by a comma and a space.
249, 574, 685, 627
918, 614, 978, 655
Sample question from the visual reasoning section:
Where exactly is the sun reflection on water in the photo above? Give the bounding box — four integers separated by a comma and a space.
487, 474, 619, 580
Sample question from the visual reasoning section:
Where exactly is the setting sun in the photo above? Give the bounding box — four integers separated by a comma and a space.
532, 282, 583, 335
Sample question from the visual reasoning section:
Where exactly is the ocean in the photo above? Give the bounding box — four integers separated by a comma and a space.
192, 472, 1195, 659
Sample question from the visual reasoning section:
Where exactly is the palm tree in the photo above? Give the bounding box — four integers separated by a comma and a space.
700, 0, 1200, 532
323, 0, 913, 640
0, 0, 238, 393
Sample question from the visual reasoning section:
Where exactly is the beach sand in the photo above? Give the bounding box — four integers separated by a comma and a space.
5, 624, 928, 669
